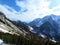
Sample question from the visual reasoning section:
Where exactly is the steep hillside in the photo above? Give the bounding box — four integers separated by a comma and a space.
0, 12, 60, 45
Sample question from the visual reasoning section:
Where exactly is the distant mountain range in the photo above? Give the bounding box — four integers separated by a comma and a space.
0, 12, 60, 45
0, 12, 57, 45
29, 14, 60, 41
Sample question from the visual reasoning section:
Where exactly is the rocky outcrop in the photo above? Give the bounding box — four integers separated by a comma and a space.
0, 12, 60, 45
0, 12, 28, 36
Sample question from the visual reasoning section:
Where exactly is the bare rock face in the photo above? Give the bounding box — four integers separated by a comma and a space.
0, 12, 29, 44
0, 12, 59, 45
0, 12, 26, 35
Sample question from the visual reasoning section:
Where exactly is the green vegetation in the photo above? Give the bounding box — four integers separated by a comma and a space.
0, 12, 60, 45
0, 32, 60, 45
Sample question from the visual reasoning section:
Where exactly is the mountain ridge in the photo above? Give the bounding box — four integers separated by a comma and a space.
0, 12, 60, 45
29, 14, 60, 41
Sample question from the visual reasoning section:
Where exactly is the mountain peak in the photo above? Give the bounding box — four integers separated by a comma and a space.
28, 14, 60, 41
0, 12, 6, 23
0, 12, 4, 15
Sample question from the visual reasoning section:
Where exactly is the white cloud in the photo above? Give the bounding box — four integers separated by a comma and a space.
16, 0, 51, 21
0, 4, 19, 21
0, 4, 36, 22
0, 0, 60, 22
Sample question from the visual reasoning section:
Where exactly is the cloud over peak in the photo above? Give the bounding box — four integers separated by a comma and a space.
0, 0, 60, 22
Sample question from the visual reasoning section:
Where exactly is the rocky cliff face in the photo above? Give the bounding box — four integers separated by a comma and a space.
0, 12, 30, 36
0, 12, 60, 45
0, 12, 23, 35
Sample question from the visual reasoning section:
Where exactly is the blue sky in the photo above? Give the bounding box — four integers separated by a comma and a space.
0, 0, 60, 23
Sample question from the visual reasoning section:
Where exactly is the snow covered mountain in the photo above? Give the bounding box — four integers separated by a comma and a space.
29, 14, 60, 41
0, 12, 60, 45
